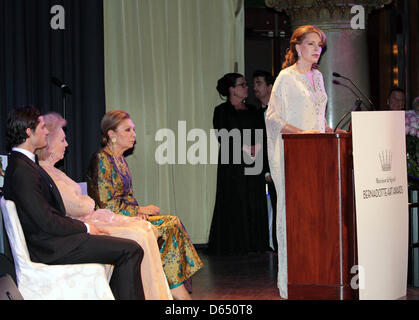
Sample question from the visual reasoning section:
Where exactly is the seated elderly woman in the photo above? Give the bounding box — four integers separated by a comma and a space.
87, 110, 203, 300
36, 112, 172, 300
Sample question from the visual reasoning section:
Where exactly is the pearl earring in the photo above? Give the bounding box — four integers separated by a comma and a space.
298, 52, 302, 57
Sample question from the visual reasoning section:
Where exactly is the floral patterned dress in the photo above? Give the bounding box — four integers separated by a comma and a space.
87, 147, 203, 289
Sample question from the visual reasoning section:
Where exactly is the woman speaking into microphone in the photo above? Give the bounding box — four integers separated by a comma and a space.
265, 25, 334, 299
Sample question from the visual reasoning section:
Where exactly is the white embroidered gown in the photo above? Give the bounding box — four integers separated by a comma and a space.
265, 66, 328, 298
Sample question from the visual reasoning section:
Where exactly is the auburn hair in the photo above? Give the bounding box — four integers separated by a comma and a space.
282, 25, 327, 70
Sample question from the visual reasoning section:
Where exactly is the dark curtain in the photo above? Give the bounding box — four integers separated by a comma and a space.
0, 0, 105, 182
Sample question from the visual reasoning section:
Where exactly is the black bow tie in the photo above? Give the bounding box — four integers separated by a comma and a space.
35, 154, 39, 165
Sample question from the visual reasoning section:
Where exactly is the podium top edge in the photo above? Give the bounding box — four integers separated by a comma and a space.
282, 132, 352, 139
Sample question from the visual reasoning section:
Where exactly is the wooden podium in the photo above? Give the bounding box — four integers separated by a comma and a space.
282, 133, 358, 300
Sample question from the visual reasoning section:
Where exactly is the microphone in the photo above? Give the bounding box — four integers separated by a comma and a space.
332, 79, 364, 131
333, 79, 370, 111
51, 77, 72, 95
334, 98, 362, 132
333, 72, 374, 110
333, 79, 361, 102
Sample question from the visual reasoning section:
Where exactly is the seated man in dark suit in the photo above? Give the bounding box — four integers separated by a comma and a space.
3, 106, 145, 300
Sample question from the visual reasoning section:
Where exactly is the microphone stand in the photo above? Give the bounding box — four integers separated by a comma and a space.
51, 77, 72, 174
61, 87, 71, 174
334, 98, 362, 132
51, 77, 72, 120
62, 90, 67, 121
333, 72, 375, 111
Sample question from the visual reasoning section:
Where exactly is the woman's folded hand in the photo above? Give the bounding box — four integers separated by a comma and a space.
138, 205, 160, 216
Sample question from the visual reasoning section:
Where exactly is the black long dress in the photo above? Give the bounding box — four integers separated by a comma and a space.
208, 101, 270, 255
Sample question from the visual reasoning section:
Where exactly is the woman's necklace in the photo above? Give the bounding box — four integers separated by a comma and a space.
306, 72, 316, 92
105, 147, 125, 172
40, 159, 64, 181
114, 156, 126, 172
40, 157, 57, 170
293, 64, 316, 91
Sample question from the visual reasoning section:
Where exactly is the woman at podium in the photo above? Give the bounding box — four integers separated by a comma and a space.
265, 25, 333, 298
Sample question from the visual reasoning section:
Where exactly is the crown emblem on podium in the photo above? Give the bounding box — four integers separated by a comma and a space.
379, 150, 392, 172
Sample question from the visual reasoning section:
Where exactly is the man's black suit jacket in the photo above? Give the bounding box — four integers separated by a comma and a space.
3, 151, 90, 264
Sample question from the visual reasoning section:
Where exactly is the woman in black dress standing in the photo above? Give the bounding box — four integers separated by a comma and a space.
208, 73, 270, 255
